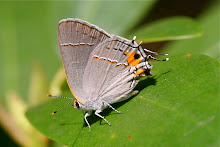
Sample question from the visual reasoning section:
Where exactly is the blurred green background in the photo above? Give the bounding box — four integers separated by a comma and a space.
0, 0, 219, 146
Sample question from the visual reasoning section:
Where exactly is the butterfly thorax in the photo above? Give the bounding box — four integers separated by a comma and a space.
76, 99, 107, 111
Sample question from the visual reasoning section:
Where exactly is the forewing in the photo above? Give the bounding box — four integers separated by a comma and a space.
58, 18, 111, 103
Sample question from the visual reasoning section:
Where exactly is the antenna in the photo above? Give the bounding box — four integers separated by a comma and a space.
51, 102, 73, 115
48, 94, 75, 115
48, 94, 74, 100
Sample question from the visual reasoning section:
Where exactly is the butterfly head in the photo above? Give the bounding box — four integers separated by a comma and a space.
73, 99, 80, 109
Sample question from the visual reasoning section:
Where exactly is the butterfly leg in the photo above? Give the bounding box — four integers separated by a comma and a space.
95, 110, 111, 126
84, 111, 92, 132
104, 102, 122, 114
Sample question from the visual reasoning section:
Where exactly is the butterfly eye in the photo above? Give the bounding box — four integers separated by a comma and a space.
74, 101, 80, 109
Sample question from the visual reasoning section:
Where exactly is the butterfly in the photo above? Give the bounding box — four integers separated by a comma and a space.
50, 18, 168, 132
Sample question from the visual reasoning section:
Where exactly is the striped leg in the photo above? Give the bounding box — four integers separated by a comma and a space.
84, 111, 92, 132
95, 110, 111, 126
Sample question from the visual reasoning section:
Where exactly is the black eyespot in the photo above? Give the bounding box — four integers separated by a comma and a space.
144, 68, 151, 76
134, 53, 140, 59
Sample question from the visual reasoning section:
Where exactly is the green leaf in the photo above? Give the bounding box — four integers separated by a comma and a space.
129, 16, 203, 43
26, 54, 219, 146
0, 1, 61, 104
163, 3, 219, 60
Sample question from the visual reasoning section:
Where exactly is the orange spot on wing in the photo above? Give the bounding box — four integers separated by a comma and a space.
127, 56, 135, 64
129, 58, 142, 66
136, 69, 145, 75
93, 57, 98, 59
126, 50, 136, 64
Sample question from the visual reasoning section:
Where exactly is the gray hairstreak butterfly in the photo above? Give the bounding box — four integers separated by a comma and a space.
49, 18, 168, 132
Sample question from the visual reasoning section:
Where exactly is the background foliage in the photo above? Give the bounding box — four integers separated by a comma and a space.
0, 0, 219, 147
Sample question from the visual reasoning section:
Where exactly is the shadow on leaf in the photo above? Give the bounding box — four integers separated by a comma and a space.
83, 75, 159, 128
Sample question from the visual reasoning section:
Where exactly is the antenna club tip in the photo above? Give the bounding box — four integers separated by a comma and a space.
47, 94, 52, 97
166, 58, 169, 61
52, 111, 56, 115
164, 54, 168, 56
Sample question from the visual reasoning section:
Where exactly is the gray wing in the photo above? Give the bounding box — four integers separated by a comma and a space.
58, 18, 111, 104
83, 35, 146, 104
